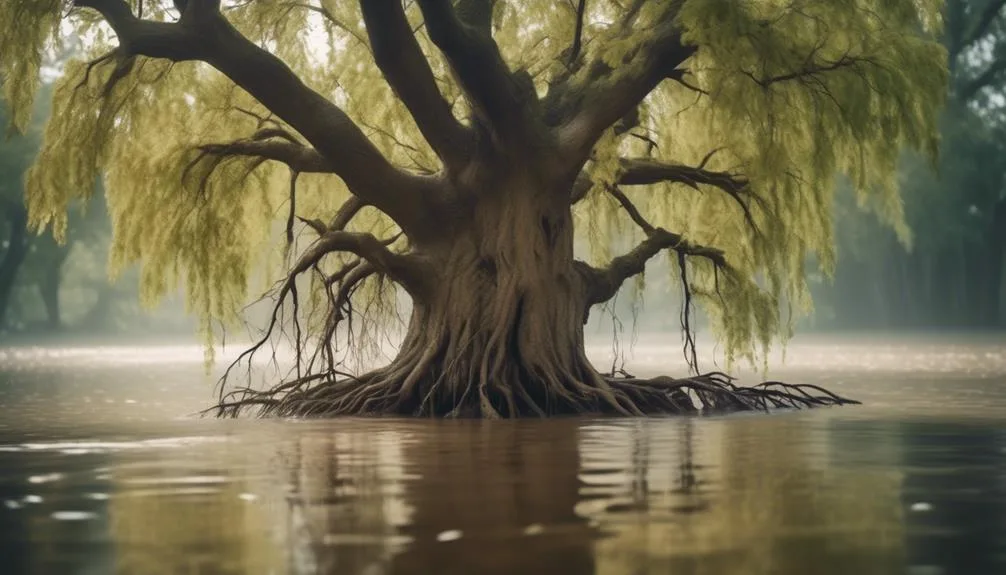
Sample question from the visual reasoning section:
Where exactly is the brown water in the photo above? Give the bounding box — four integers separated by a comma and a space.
0, 332, 1005, 575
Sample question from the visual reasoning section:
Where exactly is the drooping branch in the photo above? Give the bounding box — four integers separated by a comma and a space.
583, 227, 727, 307
212, 227, 399, 412
301, 231, 427, 297
286, 170, 299, 247
323, 232, 401, 288
741, 54, 869, 88
196, 137, 334, 173
572, 157, 758, 230
361, 0, 471, 168
332, 261, 377, 320
415, 0, 528, 138
73, 0, 442, 239
616, 158, 746, 189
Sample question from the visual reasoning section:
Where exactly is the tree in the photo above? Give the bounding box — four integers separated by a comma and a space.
0, 95, 44, 328
1, 0, 946, 417
0, 90, 118, 333
15, 189, 112, 330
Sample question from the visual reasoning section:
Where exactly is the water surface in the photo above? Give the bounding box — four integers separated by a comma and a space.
1, 332, 1004, 574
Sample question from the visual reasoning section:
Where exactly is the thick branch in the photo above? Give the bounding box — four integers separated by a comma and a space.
616, 158, 746, 189
76, 0, 201, 60
584, 228, 726, 306
455, 0, 494, 35
572, 158, 756, 229
553, 7, 695, 172
605, 185, 654, 234
568, 0, 587, 66
416, 0, 526, 137
74, 0, 440, 239
197, 138, 333, 173
308, 231, 427, 297
329, 196, 365, 231
361, 0, 470, 167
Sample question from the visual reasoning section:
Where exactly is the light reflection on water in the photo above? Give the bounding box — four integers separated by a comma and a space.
0, 333, 1004, 574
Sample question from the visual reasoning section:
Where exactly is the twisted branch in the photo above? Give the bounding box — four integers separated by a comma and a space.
73, 0, 441, 239
416, 0, 528, 137
583, 226, 726, 307
552, 3, 696, 171
361, 0, 471, 167
573, 157, 760, 233
195, 137, 334, 173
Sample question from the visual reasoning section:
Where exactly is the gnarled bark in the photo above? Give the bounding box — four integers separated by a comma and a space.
214, 175, 856, 418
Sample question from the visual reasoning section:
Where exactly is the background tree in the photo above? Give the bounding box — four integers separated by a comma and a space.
1, 86, 186, 336
0, 94, 44, 328
816, 0, 1006, 329
1, 91, 112, 334
1, 0, 945, 417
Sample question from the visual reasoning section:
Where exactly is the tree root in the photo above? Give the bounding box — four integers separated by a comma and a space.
206, 204, 860, 420
208, 363, 858, 418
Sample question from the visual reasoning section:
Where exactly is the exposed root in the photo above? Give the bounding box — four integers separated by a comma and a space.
208, 190, 859, 420
209, 354, 858, 418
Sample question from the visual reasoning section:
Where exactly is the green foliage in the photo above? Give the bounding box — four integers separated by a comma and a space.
1, 90, 136, 334
0, 0, 61, 133
579, 0, 946, 365
0, 0, 948, 367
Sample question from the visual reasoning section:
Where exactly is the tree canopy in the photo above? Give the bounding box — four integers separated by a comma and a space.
0, 1, 948, 416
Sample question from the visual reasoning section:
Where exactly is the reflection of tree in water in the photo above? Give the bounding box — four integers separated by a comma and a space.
98, 417, 944, 574
103, 421, 596, 575
584, 417, 906, 575
284, 420, 597, 575
385, 420, 596, 575
278, 426, 415, 574
106, 425, 417, 575
107, 464, 284, 575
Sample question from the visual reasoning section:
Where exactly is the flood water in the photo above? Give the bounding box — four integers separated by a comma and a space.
0, 332, 1005, 574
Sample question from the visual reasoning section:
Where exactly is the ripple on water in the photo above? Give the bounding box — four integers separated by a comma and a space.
50, 511, 97, 521
0, 335, 1004, 575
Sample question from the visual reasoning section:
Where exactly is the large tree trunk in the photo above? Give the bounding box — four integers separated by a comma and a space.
986, 200, 1006, 327
0, 205, 30, 329
218, 172, 854, 419
37, 264, 62, 331
34, 242, 71, 331
286, 178, 635, 418
386, 184, 615, 417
